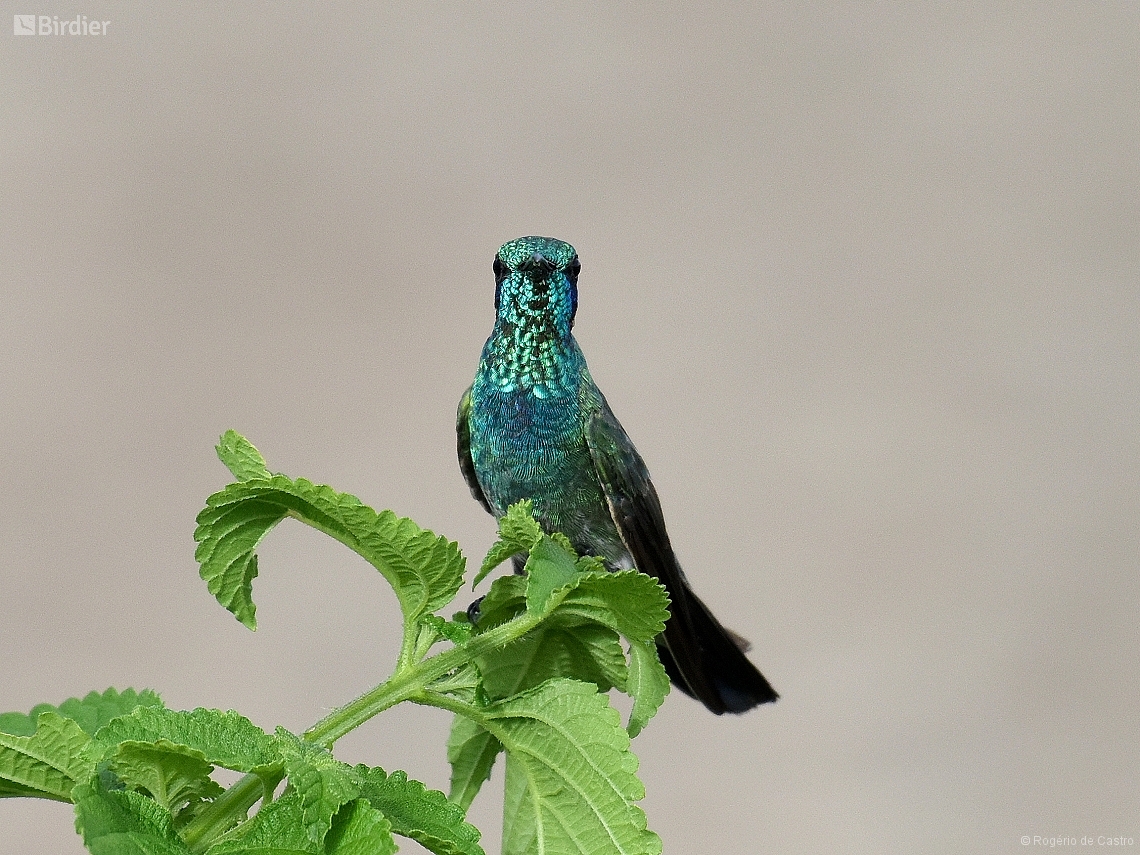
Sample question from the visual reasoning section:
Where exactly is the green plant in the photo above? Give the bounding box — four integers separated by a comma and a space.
1, 431, 669, 854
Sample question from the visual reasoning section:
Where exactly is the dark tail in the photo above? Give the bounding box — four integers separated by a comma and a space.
657, 581, 778, 714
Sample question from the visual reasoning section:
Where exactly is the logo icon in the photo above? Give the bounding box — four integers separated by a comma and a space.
13, 14, 36, 34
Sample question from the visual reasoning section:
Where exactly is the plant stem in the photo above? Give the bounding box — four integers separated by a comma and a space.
182, 774, 270, 853
305, 607, 543, 745
180, 606, 542, 850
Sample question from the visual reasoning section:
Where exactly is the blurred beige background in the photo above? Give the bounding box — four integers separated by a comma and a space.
2, 3, 1137, 853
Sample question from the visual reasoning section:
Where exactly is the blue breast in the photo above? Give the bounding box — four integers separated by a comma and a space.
468, 383, 591, 512
468, 333, 630, 563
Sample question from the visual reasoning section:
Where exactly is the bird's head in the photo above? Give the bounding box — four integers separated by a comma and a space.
493, 236, 580, 337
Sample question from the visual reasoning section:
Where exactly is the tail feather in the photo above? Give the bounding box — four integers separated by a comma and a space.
658, 583, 779, 714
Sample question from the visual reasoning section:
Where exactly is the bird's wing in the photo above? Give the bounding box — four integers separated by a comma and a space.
457, 386, 493, 514
583, 399, 731, 710
585, 397, 778, 714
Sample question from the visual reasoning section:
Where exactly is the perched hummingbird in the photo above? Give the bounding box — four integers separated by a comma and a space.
457, 236, 777, 714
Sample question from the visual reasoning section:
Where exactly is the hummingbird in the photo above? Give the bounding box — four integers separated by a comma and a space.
457, 236, 777, 714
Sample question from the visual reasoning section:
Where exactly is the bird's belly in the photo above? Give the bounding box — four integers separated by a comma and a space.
469, 389, 628, 563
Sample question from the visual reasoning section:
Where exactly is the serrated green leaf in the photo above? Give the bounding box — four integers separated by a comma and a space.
501, 749, 535, 855
473, 501, 543, 587
474, 564, 668, 734
412, 615, 447, 660
478, 679, 660, 855
325, 798, 397, 855
276, 730, 361, 844
111, 741, 223, 815
426, 663, 482, 703
0, 688, 164, 738
0, 712, 38, 739
0, 711, 92, 801
0, 778, 42, 799
479, 546, 667, 646
204, 791, 316, 855
216, 431, 272, 482
549, 531, 574, 552
446, 717, 501, 812
355, 765, 483, 855
474, 542, 522, 590
522, 536, 581, 616
195, 474, 466, 629
480, 623, 627, 701
96, 708, 279, 776
500, 501, 543, 546
624, 640, 669, 738
193, 488, 284, 629
475, 575, 527, 628
555, 570, 670, 642
436, 615, 474, 645
73, 775, 192, 855
209, 795, 392, 855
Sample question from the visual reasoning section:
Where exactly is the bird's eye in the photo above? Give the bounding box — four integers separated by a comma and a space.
566, 257, 581, 279
493, 257, 505, 279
